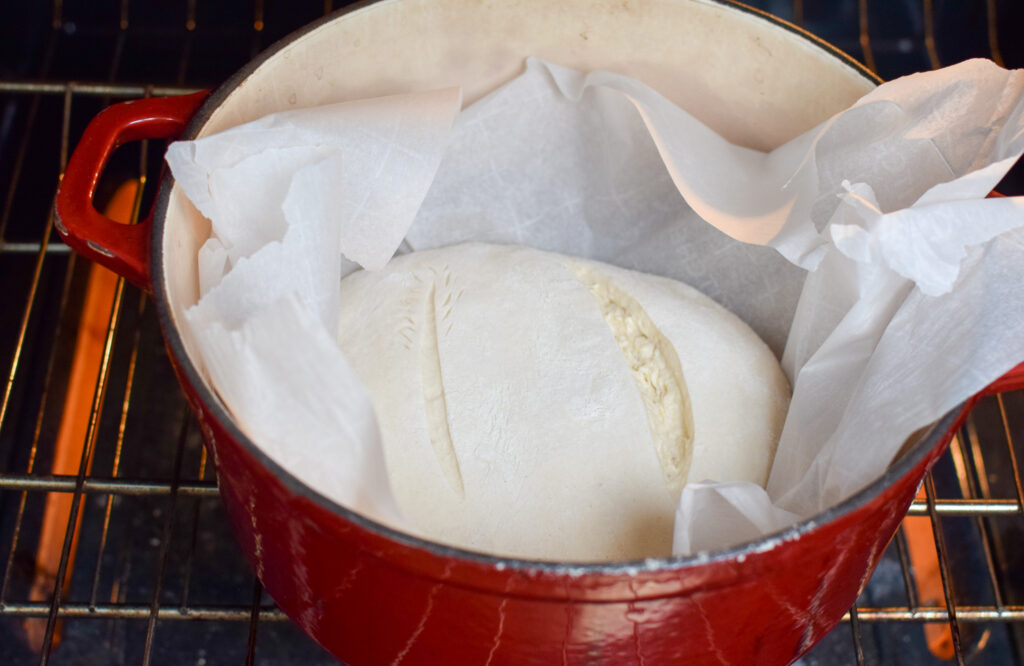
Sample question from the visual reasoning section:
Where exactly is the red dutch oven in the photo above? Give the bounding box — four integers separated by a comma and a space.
52, 0, 1024, 664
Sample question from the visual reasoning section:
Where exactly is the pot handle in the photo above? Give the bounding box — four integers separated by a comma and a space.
54, 91, 209, 291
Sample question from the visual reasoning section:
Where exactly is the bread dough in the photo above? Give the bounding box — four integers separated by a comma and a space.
336, 243, 790, 561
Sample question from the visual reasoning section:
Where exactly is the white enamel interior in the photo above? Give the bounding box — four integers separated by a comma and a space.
160, 0, 875, 417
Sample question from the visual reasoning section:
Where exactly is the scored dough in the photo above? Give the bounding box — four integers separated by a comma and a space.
336, 243, 790, 561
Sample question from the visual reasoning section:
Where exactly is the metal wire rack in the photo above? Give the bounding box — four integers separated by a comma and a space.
1, 1, 1023, 664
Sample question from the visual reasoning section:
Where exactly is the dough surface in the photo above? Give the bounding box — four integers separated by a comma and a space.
336, 243, 790, 561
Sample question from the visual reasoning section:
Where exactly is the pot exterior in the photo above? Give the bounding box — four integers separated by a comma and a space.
170, 352, 954, 666
51, 1, 977, 662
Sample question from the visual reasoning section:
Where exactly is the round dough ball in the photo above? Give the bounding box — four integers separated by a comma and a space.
336, 243, 789, 561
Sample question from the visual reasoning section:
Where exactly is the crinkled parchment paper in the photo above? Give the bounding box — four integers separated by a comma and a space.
166, 57, 1024, 557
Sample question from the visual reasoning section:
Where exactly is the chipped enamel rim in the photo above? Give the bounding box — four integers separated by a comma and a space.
149, 0, 950, 579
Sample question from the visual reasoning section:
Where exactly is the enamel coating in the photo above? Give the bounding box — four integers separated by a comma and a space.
52, 0, 1024, 663
53, 92, 209, 289
178, 352, 964, 665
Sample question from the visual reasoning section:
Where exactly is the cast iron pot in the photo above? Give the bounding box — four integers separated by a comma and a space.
52, 0, 1024, 663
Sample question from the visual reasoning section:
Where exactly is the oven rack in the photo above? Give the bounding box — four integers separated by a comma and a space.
1, 1, 1023, 664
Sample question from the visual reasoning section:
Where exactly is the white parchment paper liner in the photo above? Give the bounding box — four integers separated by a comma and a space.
166, 57, 1024, 557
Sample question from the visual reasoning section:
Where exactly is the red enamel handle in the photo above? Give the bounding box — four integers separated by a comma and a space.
54, 91, 209, 290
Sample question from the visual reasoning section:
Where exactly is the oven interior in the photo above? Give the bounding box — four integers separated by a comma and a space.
2, 1, 1024, 664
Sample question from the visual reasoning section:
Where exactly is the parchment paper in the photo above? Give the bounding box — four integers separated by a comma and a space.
166, 57, 1024, 556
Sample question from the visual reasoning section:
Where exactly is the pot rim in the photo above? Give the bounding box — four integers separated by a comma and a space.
151, 0, 942, 576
